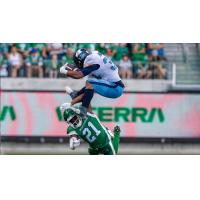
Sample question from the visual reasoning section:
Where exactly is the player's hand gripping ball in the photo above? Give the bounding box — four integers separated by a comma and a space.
69, 135, 80, 150
60, 63, 80, 75
65, 64, 79, 71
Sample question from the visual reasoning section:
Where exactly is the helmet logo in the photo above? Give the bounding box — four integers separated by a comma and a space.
76, 49, 82, 57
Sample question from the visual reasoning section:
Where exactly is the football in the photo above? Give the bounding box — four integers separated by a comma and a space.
65, 64, 79, 71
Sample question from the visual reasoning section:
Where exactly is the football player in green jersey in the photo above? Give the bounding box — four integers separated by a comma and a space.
60, 103, 120, 155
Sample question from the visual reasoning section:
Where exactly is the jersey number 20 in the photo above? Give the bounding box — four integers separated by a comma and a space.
82, 122, 101, 143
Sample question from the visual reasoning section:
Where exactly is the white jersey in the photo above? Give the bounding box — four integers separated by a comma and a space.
83, 51, 121, 82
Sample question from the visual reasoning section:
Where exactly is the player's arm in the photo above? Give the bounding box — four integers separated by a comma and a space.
67, 127, 81, 150
60, 63, 100, 79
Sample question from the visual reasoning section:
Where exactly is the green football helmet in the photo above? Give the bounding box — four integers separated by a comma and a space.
63, 108, 82, 129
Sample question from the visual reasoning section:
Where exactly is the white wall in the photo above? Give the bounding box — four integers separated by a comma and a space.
1, 78, 172, 92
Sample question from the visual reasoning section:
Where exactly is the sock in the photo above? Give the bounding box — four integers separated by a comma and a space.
77, 87, 86, 96
70, 87, 86, 99
82, 89, 94, 108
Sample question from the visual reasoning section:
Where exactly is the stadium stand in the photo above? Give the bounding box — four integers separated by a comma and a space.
165, 43, 200, 85
1, 43, 199, 83
0, 43, 169, 79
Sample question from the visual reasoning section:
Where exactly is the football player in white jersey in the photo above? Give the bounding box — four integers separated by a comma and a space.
60, 48, 125, 116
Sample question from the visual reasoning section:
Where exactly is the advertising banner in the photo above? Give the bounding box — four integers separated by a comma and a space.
1, 91, 200, 137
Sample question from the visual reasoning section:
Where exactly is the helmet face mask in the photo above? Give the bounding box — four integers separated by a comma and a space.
63, 109, 82, 129
73, 48, 90, 68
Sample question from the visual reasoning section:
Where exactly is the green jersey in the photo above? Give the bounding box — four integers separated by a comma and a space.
26, 55, 43, 66
0, 54, 7, 66
67, 113, 111, 149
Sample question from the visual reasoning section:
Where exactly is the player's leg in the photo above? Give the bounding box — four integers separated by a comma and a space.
88, 104, 93, 113
88, 147, 99, 155
87, 78, 124, 99
65, 86, 86, 99
71, 95, 93, 113
65, 85, 93, 116
71, 93, 84, 105
79, 81, 94, 115
102, 141, 116, 155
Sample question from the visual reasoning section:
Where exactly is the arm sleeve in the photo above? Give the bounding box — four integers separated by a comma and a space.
80, 64, 100, 76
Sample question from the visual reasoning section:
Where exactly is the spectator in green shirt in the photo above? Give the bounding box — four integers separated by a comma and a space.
0, 51, 8, 77
0, 43, 10, 55
76, 43, 96, 51
59, 47, 75, 67
132, 43, 148, 78
25, 48, 43, 77
95, 43, 107, 55
113, 43, 129, 63
45, 54, 59, 78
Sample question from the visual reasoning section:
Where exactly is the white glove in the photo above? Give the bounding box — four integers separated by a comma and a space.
69, 136, 81, 150
60, 102, 71, 113
60, 63, 68, 75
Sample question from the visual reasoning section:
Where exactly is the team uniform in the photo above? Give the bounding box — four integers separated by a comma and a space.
67, 112, 120, 155
60, 48, 125, 116
60, 103, 120, 155
84, 51, 124, 99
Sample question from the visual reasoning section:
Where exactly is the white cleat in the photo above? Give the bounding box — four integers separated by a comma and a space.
65, 86, 73, 95
65, 86, 78, 99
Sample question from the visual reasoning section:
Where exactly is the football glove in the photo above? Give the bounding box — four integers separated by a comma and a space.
69, 136, 81, 150
60, 63, 69, 75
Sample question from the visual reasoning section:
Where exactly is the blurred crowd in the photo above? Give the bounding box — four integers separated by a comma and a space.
0, 43, 168, 79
